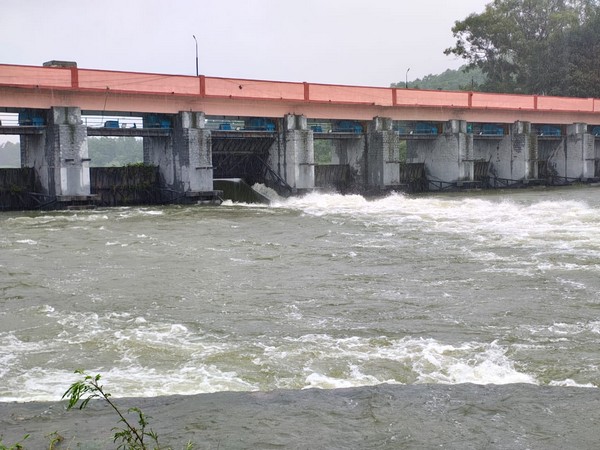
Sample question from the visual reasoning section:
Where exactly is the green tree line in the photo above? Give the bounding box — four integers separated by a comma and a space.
0, 137, 143, 168
444, 0, 600, 96
87, 137, 143, 166
391, 66, 486, 91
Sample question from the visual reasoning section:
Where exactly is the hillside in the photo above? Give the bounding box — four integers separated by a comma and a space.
392, 66, 486, 91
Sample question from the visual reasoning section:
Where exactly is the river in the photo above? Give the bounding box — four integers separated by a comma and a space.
1, 186, 600, 448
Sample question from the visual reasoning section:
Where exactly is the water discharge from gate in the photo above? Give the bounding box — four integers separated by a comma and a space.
1, 187, 600, 403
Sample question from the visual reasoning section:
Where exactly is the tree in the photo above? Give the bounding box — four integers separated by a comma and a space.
391, 66, 486, 91
0, 141, 20, 167
445, 0, 599, 95
88, 137, 143, 167
556, 7, 600, 98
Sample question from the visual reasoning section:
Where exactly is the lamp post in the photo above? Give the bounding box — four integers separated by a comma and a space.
193, 35, 199, 76
405, 68, 410, 89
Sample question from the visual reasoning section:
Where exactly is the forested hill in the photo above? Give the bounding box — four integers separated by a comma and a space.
391, 66, 486, 91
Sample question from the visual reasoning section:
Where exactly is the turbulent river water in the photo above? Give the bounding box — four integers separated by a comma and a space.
2, 186, 600, 448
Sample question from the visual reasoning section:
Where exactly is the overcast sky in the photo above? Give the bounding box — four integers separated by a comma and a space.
1, 0, 489, 87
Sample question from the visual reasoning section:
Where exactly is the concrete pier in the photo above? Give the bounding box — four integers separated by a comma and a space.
20, 107, 93, 201
483, 121, 535, 186
406, 120, 470, 190
366, 117, 401, 190
269, 114, 314, 193
143, 111, 217, 202
173, 112, 213, 193
561, 123, 595, 181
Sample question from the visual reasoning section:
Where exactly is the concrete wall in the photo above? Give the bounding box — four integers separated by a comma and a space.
406, 120, 469, 189
20, 134, 48, 192
144, 112, 213, 194
173, 112, 213, 192
332, 135, 366, 189
366, 117, 401, 189
144, 136, 173, 186
557, 123, 595, 180
20, 106, 91, 198
285, 114, 315, 191
487, 122, 535, 183
403, 120, 541, 188
594, 136, 600, 178
268, 115, 315, 192
537, 125, 595, 181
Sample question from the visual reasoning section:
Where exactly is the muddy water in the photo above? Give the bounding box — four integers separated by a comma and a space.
2, 186, 600, 447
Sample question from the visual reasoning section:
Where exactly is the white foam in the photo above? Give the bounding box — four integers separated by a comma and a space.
304, 368, 386, 390
15, 239, 37, 245
0, 363, 258, 402
264, 334, 536, 389
549, 379, 596, 388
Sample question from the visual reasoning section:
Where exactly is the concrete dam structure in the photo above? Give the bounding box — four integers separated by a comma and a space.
1, 61, 600, 208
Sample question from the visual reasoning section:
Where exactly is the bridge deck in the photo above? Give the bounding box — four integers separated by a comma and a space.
2, 63, 600, 124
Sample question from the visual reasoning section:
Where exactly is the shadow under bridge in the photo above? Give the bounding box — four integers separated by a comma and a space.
210, 130, 292, 197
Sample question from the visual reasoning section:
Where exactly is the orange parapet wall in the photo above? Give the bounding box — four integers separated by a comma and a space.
309, 83, 393, 106
470, 92, 535, 110
1, 63, 600, 120
204, 77, 305, 101
77, 69, 200, 95
395, 89, 470, 108
536, 96, 596, 112
0, 64, 72, 88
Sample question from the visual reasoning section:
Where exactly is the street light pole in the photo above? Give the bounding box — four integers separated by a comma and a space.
405, 68, 410, 89
193, 35, 199, 76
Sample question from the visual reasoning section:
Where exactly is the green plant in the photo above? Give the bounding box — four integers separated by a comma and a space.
63, 370, 194, 450
0, 435, 29, 450
46, 432, 63, 450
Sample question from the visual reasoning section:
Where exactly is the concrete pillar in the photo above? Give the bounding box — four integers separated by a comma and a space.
21, 107, 91, 198
560, 123, 595, 181
408, 120, 468, 190
173, 111, 213, 192
366, 117, 401, 189
270, 114, 314, 192
144, 111, 213, 195
446, 120, 472, 185
486, 121, 534, 184
595, 133, 600, 179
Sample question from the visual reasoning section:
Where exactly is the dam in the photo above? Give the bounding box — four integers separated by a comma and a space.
1, 61, 599, 209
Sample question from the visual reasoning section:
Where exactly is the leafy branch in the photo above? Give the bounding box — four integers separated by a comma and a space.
63, 370, 193, 450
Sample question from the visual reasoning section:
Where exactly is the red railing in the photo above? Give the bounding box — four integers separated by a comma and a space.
1, 63, 599, 115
